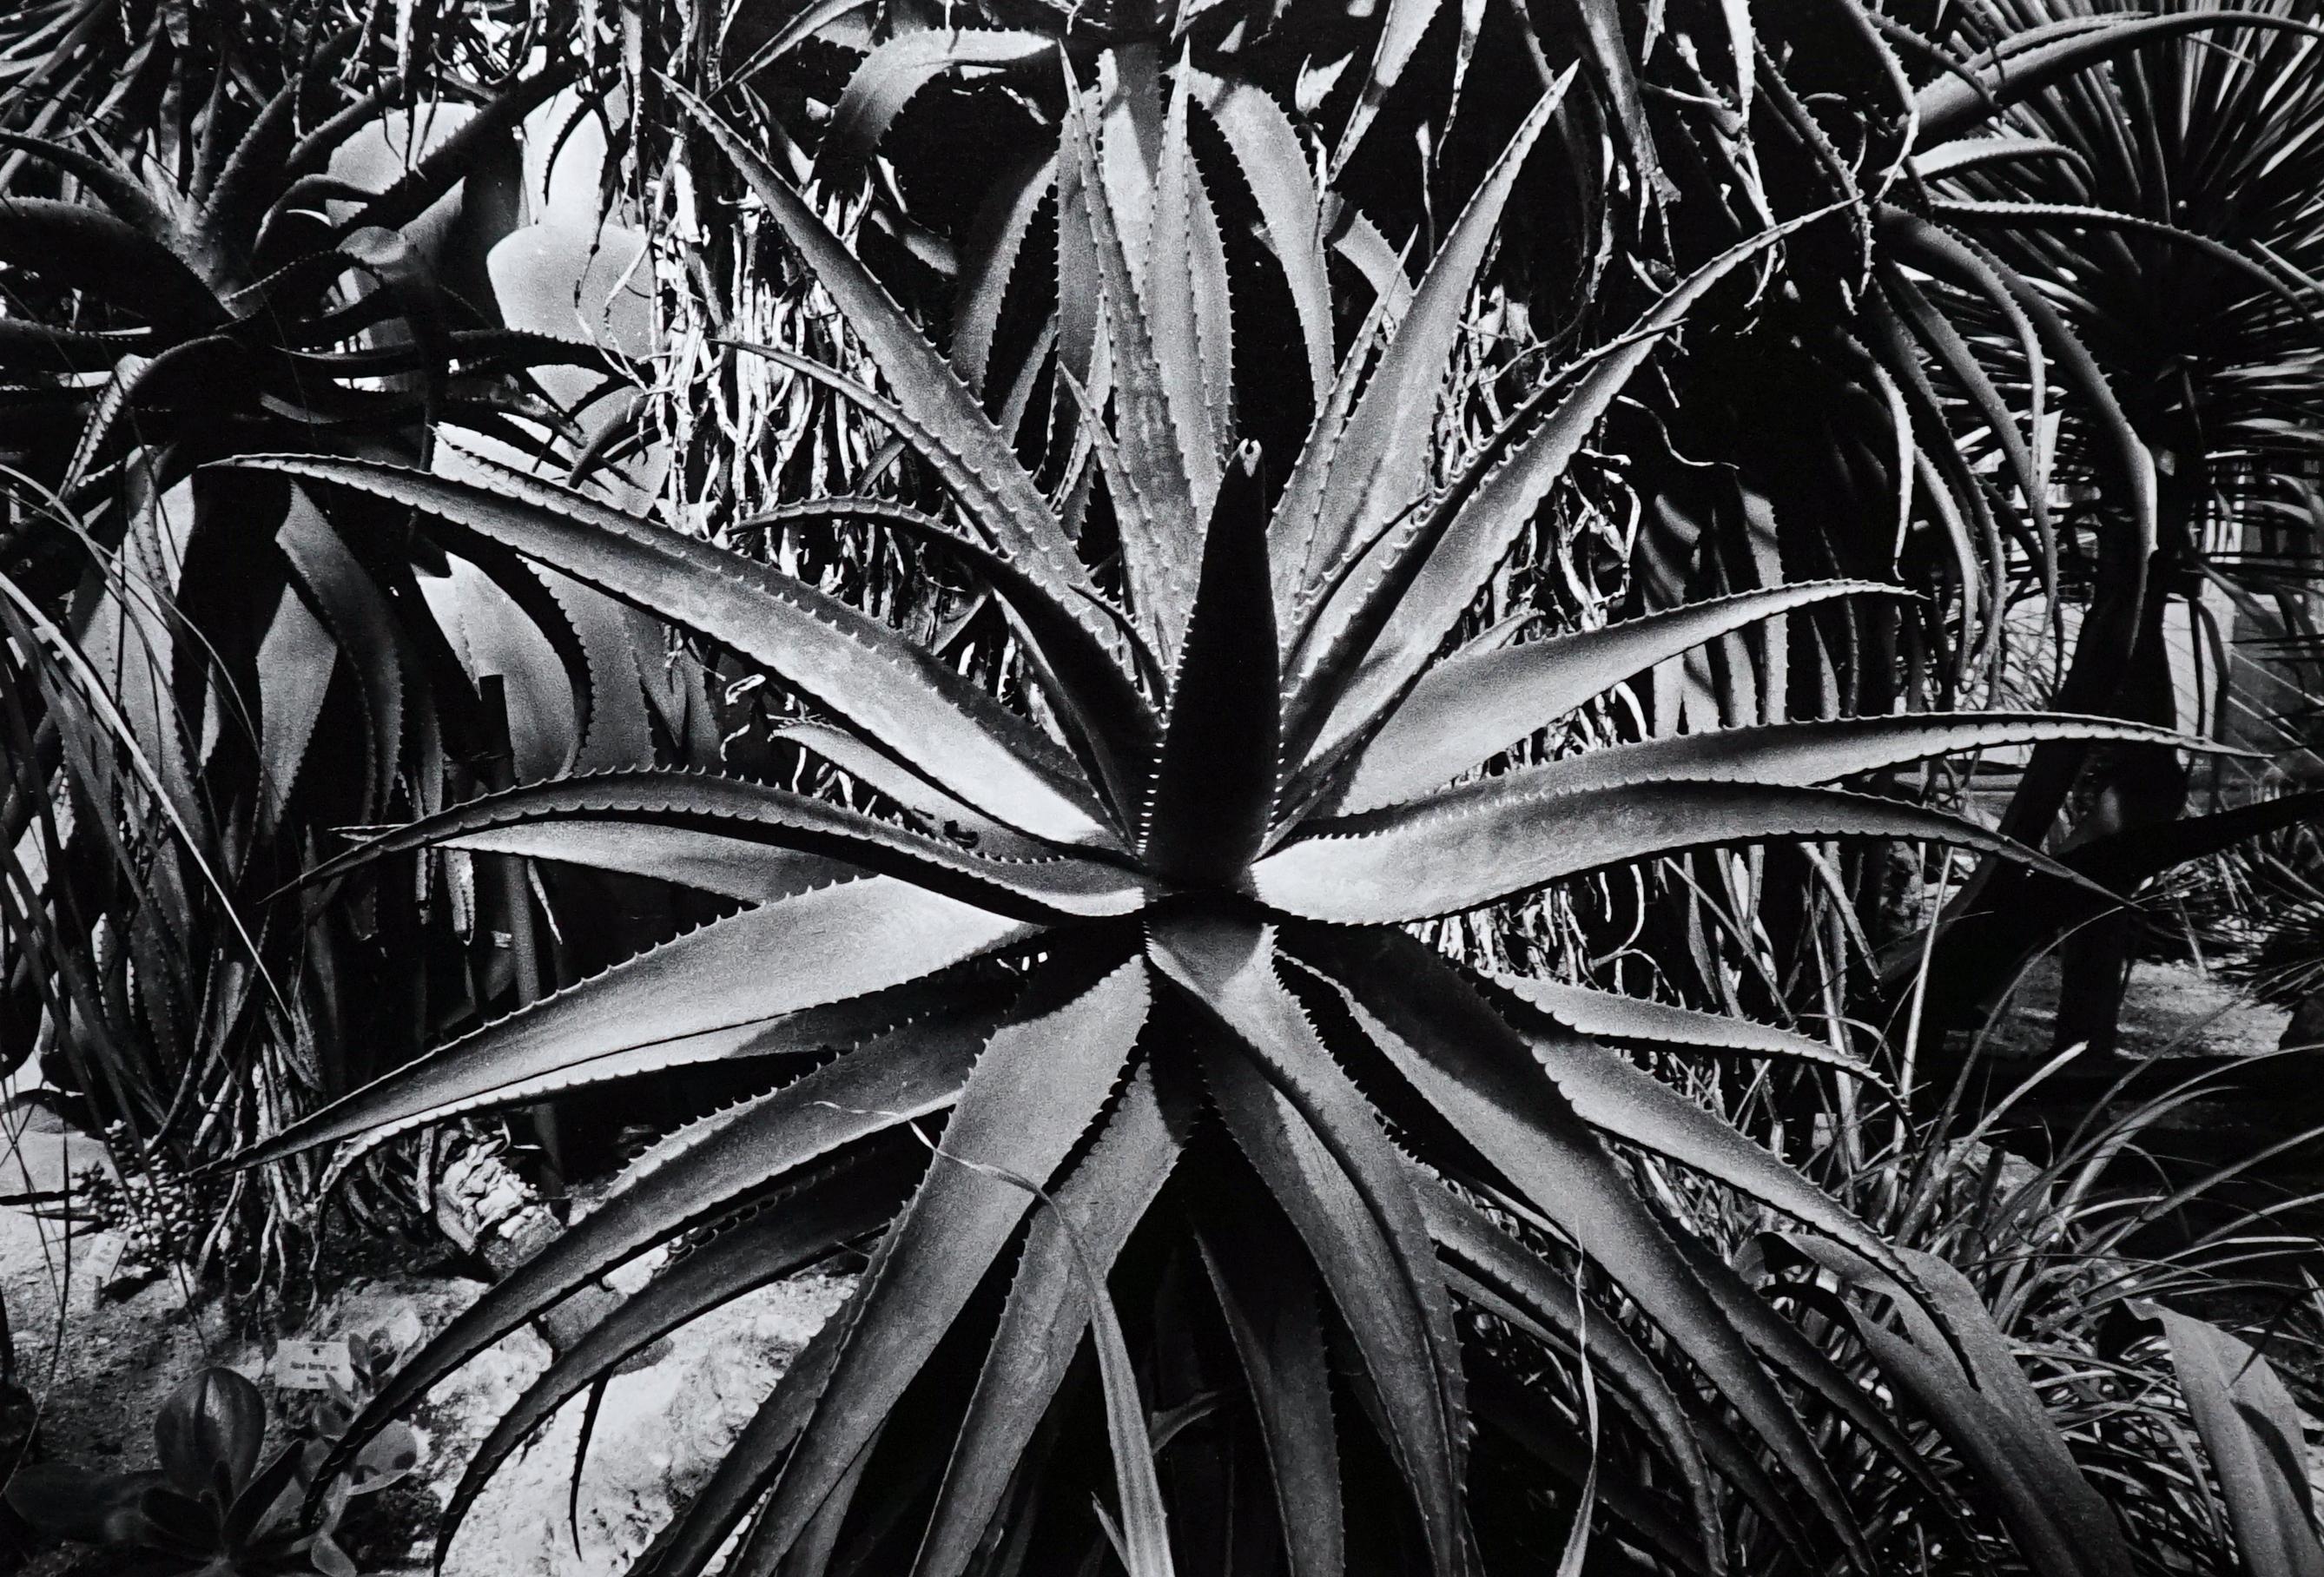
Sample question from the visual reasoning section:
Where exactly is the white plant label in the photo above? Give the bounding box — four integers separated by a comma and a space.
274, 1339, 356, 1392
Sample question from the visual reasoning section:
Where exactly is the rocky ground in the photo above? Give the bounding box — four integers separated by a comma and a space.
0, 958, 2295, 1576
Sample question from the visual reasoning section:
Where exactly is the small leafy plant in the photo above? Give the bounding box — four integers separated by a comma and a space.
3, 1367, 356, 1576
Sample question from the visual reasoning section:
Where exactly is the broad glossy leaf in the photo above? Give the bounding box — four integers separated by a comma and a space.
729, 951, 1150, 1569
1322, 582, 1889, 815
235, 877, 1038, 1165
1260, 777, 2103, 924
913, 1066, 1183, 1577
156, 1368, 266, 1501
223, 454, 1115, 847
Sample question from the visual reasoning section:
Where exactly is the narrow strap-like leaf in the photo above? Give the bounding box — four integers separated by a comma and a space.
1794, 1239, 2132, 1577
1257, 778, 2109, 925
911, 1064, 1184, 1577
233, 877, 1038, 1166
223, 454, 1117, 847
1190, 72, 1330, 407
1489, 976, 1885, 1090
1317, 582, 1889, 817
295, 771, 1149, 921
734, 487, 1158, 805
952, 151, 1057, 398
434, 821, 853, 903
728, 950, 1151, 1571
1504, 711, 2232, 801
1421, 1189, 1721, 1574
1913, 12, 2324, 146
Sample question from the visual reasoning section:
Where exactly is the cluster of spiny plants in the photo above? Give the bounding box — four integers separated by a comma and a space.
190, 33, 2324, 1570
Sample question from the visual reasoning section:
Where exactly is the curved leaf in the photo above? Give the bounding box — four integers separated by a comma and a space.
718, 950, 1151, 1571
816, 30, 1057, 185
912, 1065, 1184, 1577
1258, 779, 2106, 924
235, 877, 1038, 1167
297, 771, 1150, 921
1322, 582, 1891, 815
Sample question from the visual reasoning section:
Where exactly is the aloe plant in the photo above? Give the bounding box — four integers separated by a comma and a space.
211, 58, 2221, 1575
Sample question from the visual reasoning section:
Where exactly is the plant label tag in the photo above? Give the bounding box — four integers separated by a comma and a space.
274, 1339, 356, 1392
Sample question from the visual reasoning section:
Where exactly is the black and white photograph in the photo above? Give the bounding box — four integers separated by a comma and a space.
0, 1, 2321, 1571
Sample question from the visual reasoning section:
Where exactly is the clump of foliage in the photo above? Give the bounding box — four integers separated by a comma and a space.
3, 1367, 363, 1575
